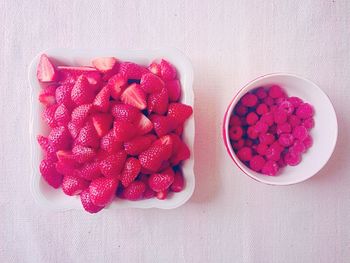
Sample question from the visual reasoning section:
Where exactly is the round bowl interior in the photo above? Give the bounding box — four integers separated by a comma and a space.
223, 73, 338, 185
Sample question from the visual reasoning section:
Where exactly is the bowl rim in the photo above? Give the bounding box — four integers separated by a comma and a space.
222, 72, 338, 185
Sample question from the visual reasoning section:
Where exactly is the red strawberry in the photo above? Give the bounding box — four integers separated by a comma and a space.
165, 80, 181, 102
79, 161, 102, 181
158, 160, 170, 171
135, 114, 153, 135
100, 130, 123, 153
107, 73, 127, 100
37, 54, 57, 82
95, 149, 110, 162
120, 158, 141, 187
147, 88, 169, 115
92, 57, 118, 73
57, 66, 101, 87
119, 62, 148, 79
91, 113, 113, 137
80, 189, 104, 214
124, 134, 157, 156
113, 120, 137, 141
156, 190, 168, 200
55, 161, 79, 176
167, 103, 193, 124
89, 177, 118, 206
71, 104, 93, 127
39, 159, 63, 188
62, 174, 89, 196
149, 167, 175, 192
54, 104, 70, 126
170, 140, 190, 165
42, 104, 58, 128
160, 59, 176, 81
174, 124, 184, 136
39, 85, 57, 106
71, 75, 95, 106
111, 103, 141, 123
123, 181, 146, 201
121, 84, 147, 110
76, 121, 100, 149
150, 115, 176, 137
67, 121, 80, 139
48, 126, 71, 150
140, 73, 164, 94
72, 145, 96, 163
56, 150, 76, 166
93, 85, 110, 112
152, 135, 174, 160
99, 150, 127, 178
140, 175, 156, 199
171, 170, 184, 192
37, 135, 49, 152
148, 62, 161, 76
55, 84, 74, 109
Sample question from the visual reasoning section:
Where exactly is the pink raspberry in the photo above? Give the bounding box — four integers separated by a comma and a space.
247, 126, 259, 139
269, 85, 283, 98
254, 121, 269, 134
229, 126, 243, 141
249, 155, 266, 172
241, 93, 258, 107
245, 139, 253, 147
260, 112, 274, 126
278, 100, 294, 115
265, 144, 282, 161
290, 140, 306, 154
277, 157, 287, 168
296, 103, 314, 119
246, 112, 259, 125
235, 104, 248, 116
261, 160, 279, 176
269, 105, 278, 113
292, 126, 308, 141
232, 139, 245, 150
273, 109, 288, 124
237, 147, 253, 161
302, 118, 315, 129
284, 151, 301, 166
288, 115, 301, 127
268, 124, 277, 134
255, 87, 267, 99
275, 97, 287, 105
278, 133, 294, 147
263, 96, 274, 106
277, 122, 292, 135
240, 116, 248, 126
288, 96, 303, 108
256, 143, 268, 155
229, 115, 241, 127
259, 133, 275, 145
256, 103, 269, 115
303, 135, 313, 149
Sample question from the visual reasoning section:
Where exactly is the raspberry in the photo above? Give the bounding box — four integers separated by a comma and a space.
232, 139, 245, 150
278, 100, 294, 115
229, 126, 243, 141
259, 133, 275, 145
274, 109, 288, 124
275, 97, 287, 105
255, 87, 267, 99
229, 115, 241, 127
241, 93, 258, 107
277, 157, 286, 168
288, 115, 301, 127
268, 124, 277, 134
263, 96, 274, 106
260, 112, 274, 126
278, 133, 294, 147
256, 103, 269, 115
256, 143, 268, 155
277, 122, 291, 135
249, 155, 266, 172
236, 147, 253, 161
303, 135, 313, 149
268, 85, 283, 98
290, 140, 306, 154
261, 160, 279, 176
288, 97, 303, 108
245, 139, 253, 147
265, 144, 282, 161
235, 104, 248, 116
284, 151, 301, 166
302, 118, 315, 129
254, 121, 269, 134
296, 103, 314, 119
292, 126, 308, 141
246, 112, 259, 125
247, 126, 259, 139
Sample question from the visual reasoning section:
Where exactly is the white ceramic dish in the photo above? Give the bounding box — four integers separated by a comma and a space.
223, 73, 338, 185
29, 48, 195, 210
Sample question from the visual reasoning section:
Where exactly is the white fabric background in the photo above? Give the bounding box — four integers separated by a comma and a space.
1, 0, 349, 262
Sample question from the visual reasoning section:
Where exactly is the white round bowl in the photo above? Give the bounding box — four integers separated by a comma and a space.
223, 73, 338, 185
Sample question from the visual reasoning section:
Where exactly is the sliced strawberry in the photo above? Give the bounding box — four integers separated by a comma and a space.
56, 150, 76, 166
39, 85, 57, 106
37, 54, 57, 82
71, 104, 93, 127
55, 84, 74, 109
167, 103, 193, 125
37, 135, 49, 152
147, 88, 168, 115
54, 104, 70, 126
71, 75, 95, 106
124, 134, 157, 156
79, 161, 102, 181
113, 120, 137, 141
135, 114, 153, 135
39, 159, 63, 188
92, 57, 118, 73
67, 121, 80, 139
62, 174, 89, 196
89, 177, 118, 206
76, 121, 100, 149
91, 113, 113, 137
148, 61, 161, 76
80, 189, 104, 214
165, 80, 181, 102
149, 167, 175, 192
170, 140, 190, 165
111, 103, 141, 123
93, 85, 110, 112
171, 170, 184, 192
119, 62, 149, 80
150, 115, 176, 137
122, 181, 146, 201
120, 158, 141, 187
72, 145, 96, 163
42, 104, 58, 128
57, 66, 101, 87
48, 126, 71, 150
100, 130, 123, 153
160, 59, 177, 81
107, 73, 128, 100
99, 150, 127, 178
140, 73, 164, 94
120, 83, 147, 110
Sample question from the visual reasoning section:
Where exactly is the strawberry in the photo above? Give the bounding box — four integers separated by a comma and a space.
37, 54, 57, 82
89, 177, 118, 206
111, 103, 141, 123
79, 161, 102, 181
167, 103, 193, 125
171, 170, 184, 192
124, 134, 157, 156
150, 115, 176, 137
56, 150, 77, 166
120, 83, 147, 110
152, 135, 174, 160
71, 104, 93, 127
148, 62, 161, 76
55, 84, 74, 109
148, 167, 175, 192
120, 158, 141, 187
55, 161, 79, 176
67, 121, 80, 139
113, 120, 137, 141
140, 73, 164, 94
57, 66, 101, 87
48, 126, 71, 150
99, 150, 127, 178
37, 135, 49, 152
135, 114, 153, 135
158, 160, 170, 171
91, 113, 113, 137
93, 85, 110, 112
140, 175, 156, 199
39, 85, 57, 106
107, 73, 127, 100
72, 145, 96, 163
122, 181, 146, 201
71, 75, 95, 106
54, 104, 70, 126
170, 140, 190, 165
100, 131, 123, 153
156, 190, 168, 200
160, 59, 177, 81
165, 80, 181, 102
95, 149, 110, 162
62, 174, 89, 196
174, 124, 184, 136
119, 62, 149, 80
76, 121, 100, 149
42, 104, 58, 128
39, 159, 63, 188
92, 57, 118, 73
80, 189, 104, 214
147, 88, 168, 115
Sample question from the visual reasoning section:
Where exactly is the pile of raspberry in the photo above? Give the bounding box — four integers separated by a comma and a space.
229, 85, 314, 176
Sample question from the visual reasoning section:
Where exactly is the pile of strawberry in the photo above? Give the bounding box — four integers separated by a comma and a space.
36, 54, 192, 213
229, 85, 314, 176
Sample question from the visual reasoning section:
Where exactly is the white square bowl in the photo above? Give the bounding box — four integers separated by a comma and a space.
28, 48, 195, 210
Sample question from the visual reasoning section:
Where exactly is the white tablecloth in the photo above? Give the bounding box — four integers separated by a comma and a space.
1, 0, 349, 262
